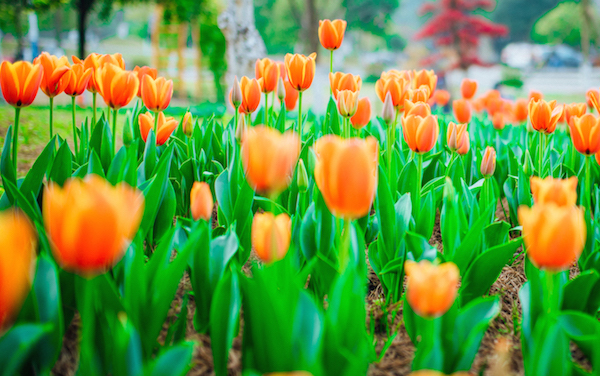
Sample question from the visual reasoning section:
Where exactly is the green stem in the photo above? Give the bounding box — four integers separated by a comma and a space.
92, 92, 97, 129
153, 112, 159, 136
71, 97, 79, 158
112, 108, 118, 155
446, 151, 456, 180
329, 50, 334, 96
234, 106, 239, 133
49, 97, 54, 139
12, 107, 21, 173
265, 92, 269, 127
387, 111, 399, 186
339, 218, 352, 272
586, 155, 592, 211
544, 270, 556, 314
298, 92, 303, 144
416, 153, 423, 223
538, 132, 544, 177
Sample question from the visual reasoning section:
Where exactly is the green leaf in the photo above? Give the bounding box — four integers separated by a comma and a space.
0, 323, 52, 376
562, 270, 600, 314
0, 125, 16, 188
146, 342, 195, 376
49, 141, 73, 186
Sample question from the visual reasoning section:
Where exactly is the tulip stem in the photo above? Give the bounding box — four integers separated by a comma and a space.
12, 107, 21, 173
586, 155, 592, 211
297, 92, 303, 144
339, 218, 352, 272
329, 50, 333, 96
112, 108, 118, 154
49, 97, 54, 140
538, 132, 543, 177
387, 110, 399, 187
92, 93, 97, 129
71, 97, 79, 158
543, 270, 556, 313
264, 92, 269, 127
416, 153, 423, 224
153, 112, 159, 136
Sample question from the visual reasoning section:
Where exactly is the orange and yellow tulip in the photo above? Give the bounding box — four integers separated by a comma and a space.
190, 182, 213, 221
141, 75, 173, 113
252, 212, 291, 263
404, 260, 459, 318
318, 19, 347, 50
0, 209, 37, 330
139, 112, 178, 146
492, 112, 505, 130
518, 203, 585, 271
403, 100, 431, 120
283, 80, 299, 111
402, 114, 439, 154
569, 113, 600, 156
453, 99, 471, 124
329, 72, 361, 100
564, 103, 587, 127
0, 61, 43, 108
410, 86, 431, 103
96, 64, 139, 109
313, 135, 378, 219
63, 63, 93, 97
530, 176, 577, 207
43, 175, 144, 276
72, 53, 102, 93
460, 78, 477, 100
375, 70, 411, 108
337, 89, 359, 118
241, 126, 300, 195
236, 76, 262, 114
457, 133, 470, 155
182, 111, 193, 137
447, 122, 468, 153
513, 98, 529, 123
431, 89, 450, 107
133, 66, 158, 97
528, 99, 563, 134
412, 69, 437, 93
285, 53, 317, 92
99, 53, 125, 69
481, 147, 496, 177
35, 52, 70, 98
586, 88, 600, 111
255, 58, 280, 93
351, 97, 371, 129
529, 90, 543, 102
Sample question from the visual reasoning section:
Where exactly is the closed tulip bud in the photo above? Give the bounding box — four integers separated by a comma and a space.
318, 19, 347, 51
351, 97, 371, 129
133, 66, 158, 97
405, 260, 459, 318
236, 114, 246, 142
529, 90, 543, 102
329, 72, 362, 100
231, 76, 243, 108
123, 119, 133, 147
337, 89, 359, 118
141, 75, 173, 113
182, 112, 193, 137
375, 71, 411, 109
252, 212, 291, 263
564, 103, 587, 127
410, 86, 431, 103
0, 61, 43, 108
242, 126, 300, 195
139, 112, 178, 146
443, 176, 456, 198
314, 135, 378, 219
297, 159, 309, 192
283, 80, 299, 111
528, 99, 563, 134
285, 53, 317, 92
382, 92, 395, 125
453, 99, 472, 124
308, 148, 317, 174
402, 114, 439, 154
447, 122, 468, 152
460, 78, 477, 100
432, 89, 450, 107
481, 146, 496, 177
43, 176, 144, 276
586, 88, 600, 111
519, 203, 586, 271
190, 182, 213, 221
35, 52, 71, 98
569, 113, 600, 156
0, 209, 37, 330
255, 58, 280, 93
492, 112, 505, 130
412, 69, 437, 93
523, 150, 534, 175
457, 133, 470, 155
513, 98, 529, 123
64, 63, 93, 97
96, 65, 139, 110
530, 176, 578, 206
277, 77, 285, 102
236, 76, 262, 114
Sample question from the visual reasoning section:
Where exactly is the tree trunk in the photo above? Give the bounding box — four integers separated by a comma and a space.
14, 0, 24, 60
78, 6, 87, 58
580, 0, 592, 66
304, 0, 319, 53
55, 10, 62, 48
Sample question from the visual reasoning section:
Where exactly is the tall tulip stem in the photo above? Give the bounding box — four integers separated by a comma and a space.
49, 97, 54, 140
71, 97, 79, 158
543, 270, 557, 313
298, 92, 303, 144
329, 50, 334, 96
586, 155, 592, 211
339, 218, 352, 272
416, 153, 424, 223
112, 108, 118, 154
538, 132, 543, 177
387, 110, 399, 186
92, 93, 97, 129
153, 112, 159, 136
12, 107, 21, 173
264, 93, 269, 127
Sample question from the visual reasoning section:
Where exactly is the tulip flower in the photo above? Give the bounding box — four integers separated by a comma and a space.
0, 208, 37, 331
337, 89, 359, 118
34, 53, 71, 138
513, 98, 529, 123
277, 77, 285, 102
252, 212, 291, 263
431, 89, 450, 107
518, 203, 585, 271
564, 103, 587, 127
230, 76, 243, 109
141, 75, 174, 133
285, 53, 317, 141
529, 90, 543, 102
43, 175, 144, 276
402, 114, 439, 154
237, 76, 262, 115
181, 111, 193, 137
139, 112, 178, 146
481, 146, 496, 177
569, 114, 600, 156
241, 126, 300, 196
412, 69, 437, 94
283, 80, 299, 111
375, 71, 411, 109
73, 53, 102, 125
403, 100, 432, 120
190, 182, 214, 221
133, 66, 158, 97
64, 63, 93, 158
457, 133, 470, 155
319, 19, 347, 75
530, 176, 578, 207
492, 112, 505, 130
460, 78, 477, 99
410, 86, 431, 103
528, 99, 563, 134
0, 60, 44, 172
447, 122, 468, 153
586, 88, 599, 112
453, 99, 471, 124
255, 58, 280, 126
404, 260, 459, 318
351, 97, 371, 130
99, 53, 126, 69
329, 72, 362, 100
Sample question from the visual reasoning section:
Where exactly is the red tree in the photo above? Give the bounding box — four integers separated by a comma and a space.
415, 0, 508, 70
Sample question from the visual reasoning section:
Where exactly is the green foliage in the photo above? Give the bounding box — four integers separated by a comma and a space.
343, 0, 399, 37
532, 1, 597, 46
492, 0, 560, 43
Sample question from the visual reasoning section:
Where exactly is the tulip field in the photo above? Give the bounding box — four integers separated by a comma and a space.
2, 18, 600, 376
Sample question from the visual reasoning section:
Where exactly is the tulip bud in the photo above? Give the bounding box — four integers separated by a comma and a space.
190, 181, 214, 221
523, 150, 534, 175
297, 159, 309, 192
123, 118, 133, 147
443, 176, 455, 198
481, 146, 496, 177
231, 76, 243, 108
182, 112, 193, 137
236, 114, 246, 143
308, 148, 317, 175
277, 77, 285, 102
530, 176, 578, 206
337, 89, 359, 118
382, 92, 395, 125
252, 212, 291, 263
404, 260, 459, 318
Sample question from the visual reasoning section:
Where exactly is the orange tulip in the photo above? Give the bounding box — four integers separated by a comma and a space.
230, 76, 243, 108
447, 122, 468, 152
457, 133, 470, 155
252, 212, 291, 263
96, 64, 139, 109
318, 19, 347, 50
410, 86, 431, 103
43, 175, 144, 276
337, 89, 359, 118
63, 63, 93, 97
236, 76, 262, 114
0, 61, 43, 108
351, 97, 371, 129
0, 209, 37, 330
569, 113, 600, 156
518, 203, 585, 271
402, 114, 439, 154
329, 72, 361, 100
375, 71, 411, 109
403, 100, 432, 120
513, 98, 529, 123
529, 90, 543, 102
453, 99, 471, 123
564, 103, 587, 127
283, 80, 299, 111
99, 53, 126, 69
242, 126, 300, 195
586, 88, 599, 111
492, 112, 505, 130
530, 176, 577, 207
255, 58, 280, 93
139, 112, 178, 146
35, 52, 71, 98
133, 66, 158, 97
404, 260, 459, 318
528, 99, 563, 134
481, 146, 496, 177
141, 75, 173, 112
285, 53, 317, 92
460, 78, 477, 100
412, 69, 437, 93
431, 89, 450, 107
314, 135, 378, 219
190, 182, 213, 221
72, 53, 102, 93
182, 111, 193, 137
277, 61, 287, 81
472, 97, 486, 113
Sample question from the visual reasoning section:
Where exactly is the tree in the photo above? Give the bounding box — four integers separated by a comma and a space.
415, 0, 508, 70
532, 2, 597, 47
492, 0, 559, 45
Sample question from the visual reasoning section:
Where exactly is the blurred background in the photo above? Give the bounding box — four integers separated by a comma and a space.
0, 0, 598, 113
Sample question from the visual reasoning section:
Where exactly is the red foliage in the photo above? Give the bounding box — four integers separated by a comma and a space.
415, 0, 508, 70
